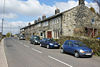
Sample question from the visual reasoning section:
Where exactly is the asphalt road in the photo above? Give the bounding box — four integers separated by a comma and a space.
4, 37, 100, 67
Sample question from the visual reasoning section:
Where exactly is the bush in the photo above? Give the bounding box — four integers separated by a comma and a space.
6, 32, 11, 37
56, 36, 100, 56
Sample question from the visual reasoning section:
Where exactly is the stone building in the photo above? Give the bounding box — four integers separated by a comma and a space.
21, 0, 100, 39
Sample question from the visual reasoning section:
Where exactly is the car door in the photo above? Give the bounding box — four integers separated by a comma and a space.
41, 39, 46, 46
63, 40, 69, 52
64, 41, 73, 53
44, 39, 48, 47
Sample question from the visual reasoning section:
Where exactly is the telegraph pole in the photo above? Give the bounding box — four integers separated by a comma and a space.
1, 18, 4, 34
2, 0, 5, 34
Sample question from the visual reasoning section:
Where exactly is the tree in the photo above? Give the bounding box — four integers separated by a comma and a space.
90, 7, 95, 13
6, 32, 11, 37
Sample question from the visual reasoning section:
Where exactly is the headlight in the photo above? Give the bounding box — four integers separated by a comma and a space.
49, 43, 53, 45
35, 40, 38, 42
80, 49, 85, 53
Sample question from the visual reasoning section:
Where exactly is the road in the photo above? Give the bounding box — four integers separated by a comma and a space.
4, 37, 100, 67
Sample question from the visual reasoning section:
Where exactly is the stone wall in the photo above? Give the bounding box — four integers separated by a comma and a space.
62, 5, 100, 37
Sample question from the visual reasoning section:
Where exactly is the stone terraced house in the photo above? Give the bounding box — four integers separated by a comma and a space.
20, 0, 100, 39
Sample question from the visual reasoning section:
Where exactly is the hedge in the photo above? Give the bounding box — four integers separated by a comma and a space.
55, 36, 100, 56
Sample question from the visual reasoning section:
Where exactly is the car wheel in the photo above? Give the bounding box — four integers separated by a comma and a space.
40, 44, 42, 47
33, 42, 36, 45
47, 45, 50, 49
74, 52, 80, 58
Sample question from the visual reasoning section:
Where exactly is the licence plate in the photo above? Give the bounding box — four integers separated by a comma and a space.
54, 45, 58, 47
86, 53, 92, 55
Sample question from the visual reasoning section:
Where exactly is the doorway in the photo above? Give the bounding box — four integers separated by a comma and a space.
47, 31, 52, 38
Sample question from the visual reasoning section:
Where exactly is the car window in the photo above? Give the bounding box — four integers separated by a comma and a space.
64, 40, 69, 45
42, 38, 47, 41
47, 39, 54, 42
73, 41, 86, 47
68, 41, 73, 47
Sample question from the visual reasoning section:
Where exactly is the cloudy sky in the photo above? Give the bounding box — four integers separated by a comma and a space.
0, 0, 99, 34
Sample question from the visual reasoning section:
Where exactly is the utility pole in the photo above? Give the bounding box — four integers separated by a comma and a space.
2, 0, 5, 34
1, 18, 4, 34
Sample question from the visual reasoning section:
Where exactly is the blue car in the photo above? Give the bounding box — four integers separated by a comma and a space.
40, 38, 60, 49
61, 40, 93, 58
97, 37, 100, 40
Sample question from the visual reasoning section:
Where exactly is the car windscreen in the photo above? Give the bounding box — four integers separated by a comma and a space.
47, 39, 55, 42
34, 36, 40, 40
73, 41, 86, 47
20, 35, 25, 37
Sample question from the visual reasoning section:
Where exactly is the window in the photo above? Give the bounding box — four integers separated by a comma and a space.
37, 23, 41, 27
64, 41, 69, 45
68, 41, 73, 47
43, 21, 48, 26
40, 33, 43, 36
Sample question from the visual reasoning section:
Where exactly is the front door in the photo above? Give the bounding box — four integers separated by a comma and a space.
47, 31, 52, 38
85, 27, 97, 37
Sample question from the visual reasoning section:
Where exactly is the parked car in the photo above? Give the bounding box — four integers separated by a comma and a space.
61, 40, 93, 58
30, 35, 40, 45
97, 37, 100, 40
19, 35, 25, 40
40, 38, 60, 49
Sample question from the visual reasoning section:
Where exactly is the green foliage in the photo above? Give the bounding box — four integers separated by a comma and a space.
90, 7, 95, 13
56, 36, 100, 56
6, 32, 11, 37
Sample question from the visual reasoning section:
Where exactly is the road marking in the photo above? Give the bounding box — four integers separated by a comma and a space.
32, 48, 42, 53
48, 55, 73, 67
24, 45, 30, 48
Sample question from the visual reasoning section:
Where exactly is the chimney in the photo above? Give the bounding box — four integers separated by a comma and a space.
28, 22, 31, 26
42, 15, 46, 20
34, 20, 38, 24
55, 8, 60, 14
38, 17, 41, 22
79, 0, 85, 5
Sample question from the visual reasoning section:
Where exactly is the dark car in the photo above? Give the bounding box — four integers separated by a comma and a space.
30, 35, 40, 45
19, 35, 25, 40
40, 38, 60, 49
61, 40, 93, 58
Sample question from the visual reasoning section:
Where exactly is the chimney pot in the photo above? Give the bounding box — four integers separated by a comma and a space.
79, 0, 85, 5
42, 15, 46, 20
55, 8, 60, 14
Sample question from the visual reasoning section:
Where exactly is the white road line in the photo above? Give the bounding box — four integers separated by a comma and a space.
24, 45, 30, 48
48, 55, 73, 67
32, 48, 42, 53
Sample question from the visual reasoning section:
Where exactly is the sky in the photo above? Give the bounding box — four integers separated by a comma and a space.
0, 0, 99, 34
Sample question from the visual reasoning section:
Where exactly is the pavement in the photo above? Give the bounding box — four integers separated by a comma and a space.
0, 39, 8, 67
1, 37, 100, 67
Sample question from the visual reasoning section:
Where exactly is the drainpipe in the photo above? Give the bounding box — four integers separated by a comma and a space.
60, 14, 63, 36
